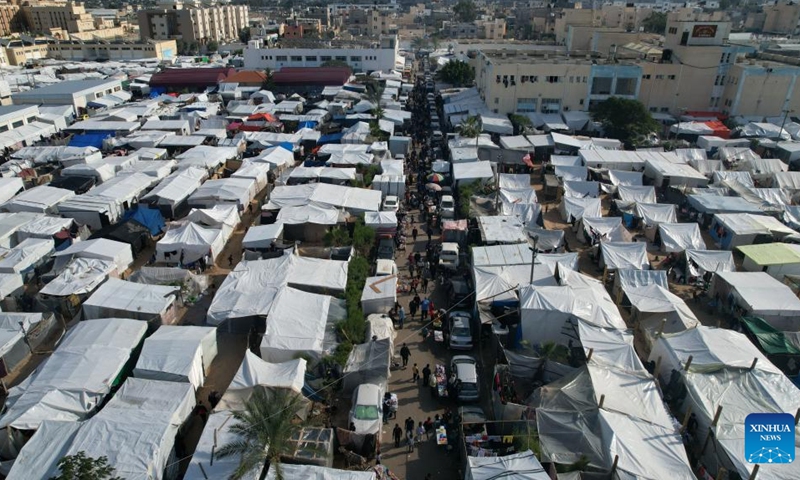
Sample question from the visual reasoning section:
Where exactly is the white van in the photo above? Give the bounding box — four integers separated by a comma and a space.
439, 242, 460, 270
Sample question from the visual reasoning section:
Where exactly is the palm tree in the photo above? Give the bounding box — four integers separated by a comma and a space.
411, 36, 430, 54
459, 115, 482, 153
371, 105, 385, 120
217, 388, 308, 480
535, 341, 569, 382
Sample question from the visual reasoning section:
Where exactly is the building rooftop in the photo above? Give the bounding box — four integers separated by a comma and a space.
0, 105, 38, 118
221, 70, 268, 84
12, 79, 120, 98
272, 67, 352, 86
149, 67, 236, 88
480, 49, 622, 66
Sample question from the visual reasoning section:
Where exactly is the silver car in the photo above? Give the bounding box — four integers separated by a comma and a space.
448, 312, 473, 350
451, 355, 479, 403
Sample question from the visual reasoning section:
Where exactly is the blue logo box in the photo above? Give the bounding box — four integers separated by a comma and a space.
745, 413, 795, 464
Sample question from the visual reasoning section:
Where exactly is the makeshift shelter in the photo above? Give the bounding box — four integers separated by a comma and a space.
189, 177, 257, 208
710, 213, 797, 249
578, 217, 630, 244
740, 316, 800, 375
612, 269, 668, 300
467, 450, 549, 480
82, 278, 179, 325
133, 326, 218, 389
650, 327, 800, 480
5, 420, 83, 480
184, 410, 262, 480
242, 223, 284, 250
599, 242, 649, 272
474, 263, 559, 305
452, 161, 494, 187
2, 186, 74, 214
62, 378, 195, 480
185, 204, 240, 238
342, 338, 392, 394
477, 215, 528, 244
687, 194, 764, 216
711, 271, 800, 330
265, 464, 376, 480
156, 222, 226, 264
364, 211, 397, 238
0, 318, 147, 457
364, 314, 396, 354
215, 351, 307, 415
685, 249, 735, 279
142, 167, 207, 218
0, 312, 57, 376
563, 180, 599, 198
616, 185, 656, 205
39, 258, 116, 298
0, 237, 54, 277
361, 275, 397, 315
656, 222, 706, 252
738, 243, 800, 280
558, 197, 602, 222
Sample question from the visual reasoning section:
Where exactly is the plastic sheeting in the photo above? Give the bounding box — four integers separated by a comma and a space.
39, 258, 115, 297
82, 278, 177, 321
713, 271, 800, 330
608, 170, 643, 186
52, 238, 133, 275
657, 223, 706, 252
477, 215, 528, 244
142, 167, 207, 207
617, 185, 656, 204
133, 326, 218, 389
452, 161, 494, 185
156, 222, 226, 264
600, 242, 649, 271
266, 183, 381, 213
242, 223, 284, 249
184, 411, 264, 480
559, 197, 601, 222
216, 351, 306, 413
277, 203, 341, 225
474, 263, 558, 304
3, 185, 75, 214
266, 464, 376, 480
580, 217, 630, 243
0, 237, 54, 275
361, 276, 397, 315
259, 287, 335, 363
635, 203, 677, 226
712, 170, 753, 187
63, 378, 195, 480
686, 249, 735, 278
467, 450, 548, 480
563, 181, 599, 198
553, 166, 587, 182
342, 338, 392, 393
0, 319, 147, 432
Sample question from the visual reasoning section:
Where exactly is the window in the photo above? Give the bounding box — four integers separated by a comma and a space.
276, 55, 287, 61
516, 98, 537, 112
643, 74, 651, 80
320, 55, 331, 61
655, 74, 664, 80
591, 77, 613, 95
582, 77, 588, 83
615, 78, 637, 95
494, 97, 499, 104
569, 76, 574, 83
649, 107, 657, 112
350, 56, 361, 61
660, 107, 669, 112
305, 56, 317, 61
291, 56, 302, 61
496, 75, 501, 83
668, 27, 678, 34
335, 56, 347, 61
11, 120, 23, 128
546, 76, 561, 83
668, 75, 676, 80
541, 98, 561, 114
114, 86, 121, 92
0, 125, 7, 132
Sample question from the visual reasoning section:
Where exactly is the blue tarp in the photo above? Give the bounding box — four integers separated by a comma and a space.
69, 132, 114, 149
149, 87, 167, 98
303, 160, 327, 167
278, 142, 294, 152
297, 121, 318, 130
317, 133, 343, 145
122, 206, 165, 236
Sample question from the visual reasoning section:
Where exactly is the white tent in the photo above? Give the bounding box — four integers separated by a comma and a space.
0, 312, 53, 375
2, 186, 74, 214
185, 411, 263, 480
266, 464, 376, 480
617, 185, 656, 204
259, 287, 335, 363
63, 378, 195, 480
711, 271, 800, 330
364, 211, 398, 230
0, 178, 24, 205
39, 258, 115, 297
579, 217, 630, 244
361, 275, 397, 315
600, 242, 649, 271
613, 268, 668, 299
657, 222, 706, 252
51, 238, 133, 275
558, 197, 602, 222
82, 278, 178, 324
644, 159, 707, 188
553, 166, 587, 182
142, 167, 207, 212
5, 420, 83, 480
216, 351, 306, 413
189, 177, 256, 208
277, 203, 341, 226
242, 223, 284, 250
685, 249, 735, 278
186, 204, 240, 239
474, 263, 558, 304
15, 215, 73, 242
0, 237, 54, 275
452, 161, 494, 186
563, 180, 599, 198
467, 450, 548, 480
650, 327, 800, 480
133, 326, 218, 389
0, 319, 147, 453
635, 203, 677, 226
710, 213, 797, 249
477, 215, 528, 244
156, 222, 226, 264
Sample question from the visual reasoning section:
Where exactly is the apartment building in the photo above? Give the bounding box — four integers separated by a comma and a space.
0, 1, 24, 37
0, 104, 39, 133
3, 37, 176, 65
23, 1, 95, 34
244, 35, 399, 72
138, 1, 249, 44
762, 1, 800, 35
474, 49, 642, 115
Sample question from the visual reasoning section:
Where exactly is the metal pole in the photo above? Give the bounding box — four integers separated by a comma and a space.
779, 109, 791, 141
529, 236, 538, 284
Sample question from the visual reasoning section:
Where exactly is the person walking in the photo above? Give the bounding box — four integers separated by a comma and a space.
417, 422, 426, 443
420, 297, 430, 321
422, 364, 432, 387
412, 363, 420, 382
410, 277, 419, 294
409, 263, 416, 278
421, 275, 429, 293
406, 430, 415, 453
393, 424, 403, 448
409, 296, 419, 319
412, 227, 418, 243
405, 416, 415, 435
400, 343, 411, 367
398, 305, 406, 329
426, 226, 433, 240
427, 300, 436, 321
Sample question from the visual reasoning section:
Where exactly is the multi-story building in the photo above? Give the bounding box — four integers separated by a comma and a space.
12, 78, 124, 115
762, 1, 800, 35
3, 37, 177, 65
138, 1, 249, 44
0, 1, 24, 37
244, 35, 399, 73
0, 104, 39, 132
367, 9, 395, 36
23, 1, 96, 34
477, 18, 506, 40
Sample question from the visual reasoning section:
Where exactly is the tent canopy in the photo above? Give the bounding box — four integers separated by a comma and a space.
600, 242, 649, 271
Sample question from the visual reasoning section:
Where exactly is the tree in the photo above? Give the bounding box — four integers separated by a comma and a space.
206, 40, 219, 53
453, 0, 477, 22
217, 388, 309, 480
50, 452, 122, 480
508, 113, 533, 135
239, 27, 251, 44
436, 60, 474, 87
323, 226, 351, 247
642, 12, 667, 34
411, 36, 430, 54
590, 97, 659, 147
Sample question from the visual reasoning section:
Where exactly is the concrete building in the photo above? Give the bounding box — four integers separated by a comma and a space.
23, 1, 96, 35
12, 78, 124, 115
763, 1, 800, 35
0, 1, 24, 37
478, 18, 507, 40
244, 35, 399, 73
138, 1, 249, 44
474, 49, 642, 115
3, 37, 176, 65
720, 60, 800, 116
0, 104, 39, 133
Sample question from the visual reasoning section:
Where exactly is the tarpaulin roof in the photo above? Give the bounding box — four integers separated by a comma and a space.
617, 185, 656, 204
342, 337, 392, 393
581, 217, 630, 243
558, 197, 601, 222
39, 258, 115, 297
82, 278, 177, 320
156, 222, 226, 264
635, 203, 677, 225
737, 242, 800, 266
741, 316, 800, 355
242, 223, 284, 250
608, 170, 643, 186
266, 464, 375, 480
122, 206, 165, 236
686, 249, 735, 277
133, 325, 217, 389
185, 411, 262, 480
467, 450, 548, 480
0, 318, 147, 431
277, 203, 341, 225
68, 132, 113, 149
554, 166, 588, 182
600, 242, 649, 271
715, 271, 800, 327
657, 222, 706, 252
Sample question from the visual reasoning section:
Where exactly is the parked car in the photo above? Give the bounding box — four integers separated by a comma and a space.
440, 195, 455, 219
458, 406, 488, 437
382, 195, 399, 212
377, 238, 395, 260
450, 355, 479, 402
439, 242, 460, 270
349, 383, 384, 435
448, 311, 474, 350
445, 278, 472, 309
